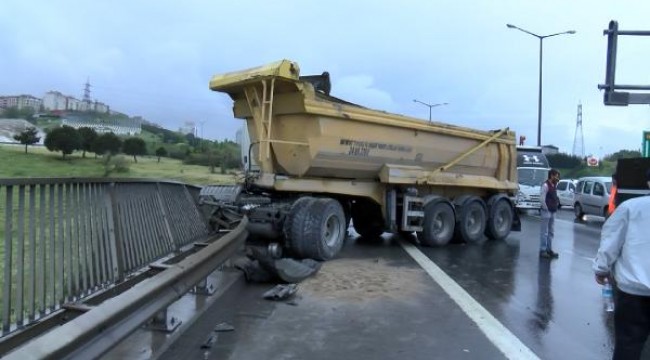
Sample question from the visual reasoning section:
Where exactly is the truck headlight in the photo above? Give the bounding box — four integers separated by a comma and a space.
517, 191, 525, 201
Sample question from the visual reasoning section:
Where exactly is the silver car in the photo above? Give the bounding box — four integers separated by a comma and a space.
574, 176, 613, 219
556, 179, 577, 208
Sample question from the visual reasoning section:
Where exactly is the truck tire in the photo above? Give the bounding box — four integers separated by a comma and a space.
454, 198, 487, 243
301, 198, 347, 260
485, 198, 513, 240
351, 200, 384, 239
283, 197, 316, 257
417, 200, 455, 247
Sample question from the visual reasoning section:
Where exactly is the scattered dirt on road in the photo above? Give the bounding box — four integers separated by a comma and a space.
300, 258, 429, 303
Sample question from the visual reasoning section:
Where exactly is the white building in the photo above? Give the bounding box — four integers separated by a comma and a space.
42, 91, 68, 111
0, 95, 42, 111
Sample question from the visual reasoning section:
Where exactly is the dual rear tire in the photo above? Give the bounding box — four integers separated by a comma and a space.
417, 196, 514, 246
283, 197, 346, 260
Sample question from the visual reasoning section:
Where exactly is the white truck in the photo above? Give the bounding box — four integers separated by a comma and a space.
515, 146, 551, 212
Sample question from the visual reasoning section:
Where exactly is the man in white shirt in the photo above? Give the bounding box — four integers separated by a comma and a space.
593, 169, 650, 360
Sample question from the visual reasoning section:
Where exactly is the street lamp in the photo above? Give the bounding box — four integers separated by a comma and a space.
412, 99, 448, 122
506, 23, 575, 147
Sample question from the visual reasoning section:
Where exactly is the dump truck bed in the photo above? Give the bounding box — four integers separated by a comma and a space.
210, 60, 517, 192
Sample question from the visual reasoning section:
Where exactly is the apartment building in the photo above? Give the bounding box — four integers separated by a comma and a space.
41, 91, 108, 113
0, 95, 42, 111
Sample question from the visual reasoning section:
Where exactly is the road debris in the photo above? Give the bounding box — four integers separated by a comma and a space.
263, 284, 298, 301
214, 322, 235, 332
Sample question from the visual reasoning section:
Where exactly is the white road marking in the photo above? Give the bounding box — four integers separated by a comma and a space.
399, 240, 540, 360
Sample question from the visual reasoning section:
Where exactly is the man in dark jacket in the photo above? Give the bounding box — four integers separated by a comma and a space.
539, 168, 560, 259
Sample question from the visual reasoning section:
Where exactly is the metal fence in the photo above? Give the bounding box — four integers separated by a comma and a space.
0, 178, 209, 337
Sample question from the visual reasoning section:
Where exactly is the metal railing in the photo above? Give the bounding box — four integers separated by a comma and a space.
0, 178, 210, 338
5, 217, 248, 360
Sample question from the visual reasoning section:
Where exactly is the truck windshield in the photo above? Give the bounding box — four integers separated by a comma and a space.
518, 168, 548, 187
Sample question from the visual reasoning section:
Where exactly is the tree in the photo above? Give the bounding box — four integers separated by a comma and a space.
122, 137, 147, 163
13, 126, 41, 154
155, 147, 167, 163
3, 106, 35, 120
77, 127, 98, 158
604, 149, 642, 162
547, 152, 582, 169
185, 133, 199, 147
92, 132, 122, 158
44, 126, 81, 159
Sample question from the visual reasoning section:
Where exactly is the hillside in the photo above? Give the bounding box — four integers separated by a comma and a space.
0, 118, 46, 143
0, 144, 237, 186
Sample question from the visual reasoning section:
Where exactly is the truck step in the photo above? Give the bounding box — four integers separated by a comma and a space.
402, 195, 424, 232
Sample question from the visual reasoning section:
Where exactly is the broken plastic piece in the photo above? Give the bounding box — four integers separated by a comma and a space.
201, 334, 218, 349
214, 322, 235, 332
263, 284, 298, 301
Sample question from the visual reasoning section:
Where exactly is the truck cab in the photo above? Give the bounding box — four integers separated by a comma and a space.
515, 146, 550, 211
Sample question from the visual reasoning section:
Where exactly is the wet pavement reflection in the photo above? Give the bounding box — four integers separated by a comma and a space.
417, 209, 616, 359
529, 259, 552, 336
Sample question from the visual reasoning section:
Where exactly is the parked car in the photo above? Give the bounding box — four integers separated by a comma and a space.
574, 176, 613, 220
556, 179, 577, 208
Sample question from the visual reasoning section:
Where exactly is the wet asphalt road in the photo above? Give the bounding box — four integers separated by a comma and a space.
112, 208, 650, 360
427, 208, 615, 359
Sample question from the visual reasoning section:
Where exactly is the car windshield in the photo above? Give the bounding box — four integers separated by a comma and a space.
605, 181, 612, 193
517, 168, 548, 187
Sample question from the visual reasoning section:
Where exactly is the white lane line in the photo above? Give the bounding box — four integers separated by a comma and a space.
399, 240, 540, 360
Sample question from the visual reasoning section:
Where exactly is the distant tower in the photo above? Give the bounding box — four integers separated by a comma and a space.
83, 78, 91, 103
572, 103, 585, 158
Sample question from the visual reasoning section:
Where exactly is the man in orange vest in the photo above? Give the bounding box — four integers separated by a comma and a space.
608, 173, 617, 216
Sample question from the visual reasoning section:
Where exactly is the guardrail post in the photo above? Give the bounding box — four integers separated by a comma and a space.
190, 242, 216, 296
146, 308, 181, 333
191, 277, 216, 296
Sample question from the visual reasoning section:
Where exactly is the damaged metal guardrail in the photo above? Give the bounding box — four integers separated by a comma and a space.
3, 217, 248, 360
0, 178, 245, 357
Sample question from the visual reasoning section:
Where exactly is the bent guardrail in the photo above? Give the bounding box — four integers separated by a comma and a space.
3, 217, 248, 360
0, 178, 211, 351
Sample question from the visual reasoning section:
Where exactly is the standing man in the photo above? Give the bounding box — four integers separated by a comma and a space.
594, 169, 650, 360
539, 168, 560, 259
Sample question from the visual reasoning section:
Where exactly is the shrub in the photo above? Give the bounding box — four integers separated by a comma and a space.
103, 155, 130, 177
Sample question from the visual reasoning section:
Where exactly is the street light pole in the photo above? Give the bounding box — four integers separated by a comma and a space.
506, 24, 576, 147
538, 37, 543, 149
412, 99, 448, 122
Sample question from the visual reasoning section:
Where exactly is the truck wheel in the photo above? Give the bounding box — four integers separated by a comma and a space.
283, 197, 316, 257
301, 198, 347, 260
454, 198, 487, 243
574, 203, 584, 221
485, 198, 513, 240
417, 200, 455, 246
351, 200, 384, 239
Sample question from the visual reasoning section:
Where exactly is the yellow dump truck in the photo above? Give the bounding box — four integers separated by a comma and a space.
206, 60, 520, 260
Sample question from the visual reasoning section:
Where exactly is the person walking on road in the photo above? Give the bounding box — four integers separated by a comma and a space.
539, 169, 560, 259
593, 169, 650, 360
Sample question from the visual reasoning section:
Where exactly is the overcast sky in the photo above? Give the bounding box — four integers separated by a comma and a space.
2, 0, 650, 157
